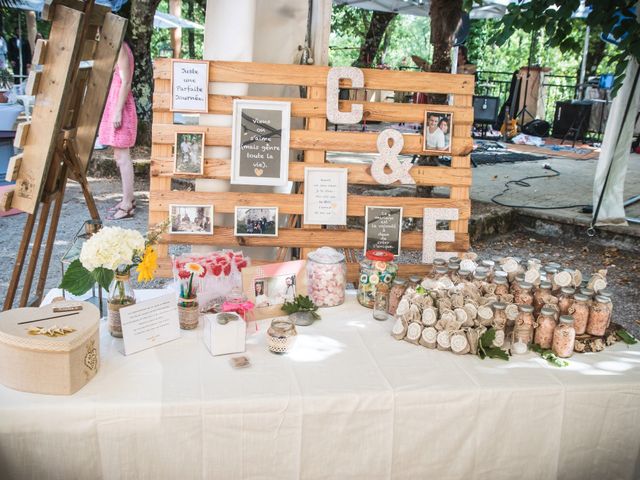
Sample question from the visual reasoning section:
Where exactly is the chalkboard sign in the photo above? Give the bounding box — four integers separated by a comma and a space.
364, 206, 403, 256
231, 100, 291, 186
170, 60, 209, 112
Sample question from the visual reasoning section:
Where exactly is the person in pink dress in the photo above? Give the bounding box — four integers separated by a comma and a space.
99, 42, 138, 220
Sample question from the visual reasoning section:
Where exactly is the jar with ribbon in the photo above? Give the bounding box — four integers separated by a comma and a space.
357, 250, 398, 308
176, 262, 206, 329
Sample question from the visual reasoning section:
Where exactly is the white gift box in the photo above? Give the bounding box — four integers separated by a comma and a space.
203, 312, 246, 356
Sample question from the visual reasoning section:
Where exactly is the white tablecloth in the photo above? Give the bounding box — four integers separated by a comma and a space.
1, 290, 640, 480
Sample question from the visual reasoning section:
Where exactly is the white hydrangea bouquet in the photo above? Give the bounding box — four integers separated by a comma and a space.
59, 224, 166, 297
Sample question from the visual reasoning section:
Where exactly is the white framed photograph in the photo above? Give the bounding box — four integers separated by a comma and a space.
174, 132, 204, 175
303, 167, 348, 226
170, 59, 209, 113
230, 99, 291, 186
364, 206, 403, 256
169, 204, 213, 235
234, 206, 278, 237
423, 110, 453, 154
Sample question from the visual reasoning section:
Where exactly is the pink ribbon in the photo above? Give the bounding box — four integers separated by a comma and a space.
222, 300, 255, 320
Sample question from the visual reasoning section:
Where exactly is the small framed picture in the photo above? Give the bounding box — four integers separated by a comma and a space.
423, 111, 453, 154
231, 99, 291, 186
234, 206, 278, 237
303, 167, 348, 226
242, 260, 307, 320
174, 132, 204, 175
169, 204, 213, 235
364, 206, 403, 256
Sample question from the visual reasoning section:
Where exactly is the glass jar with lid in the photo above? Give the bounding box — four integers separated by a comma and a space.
552, 315, 575, 358
586, 295, 612, 336
447, 263, 460, 282
510, 274, 525, 294
557, 287, 575, 316
533, 281, 552, 314
433, 258, 447, 268
373, 283, 390, 321
534, 306, 557, 349
267, 317, 297, 354
514, 282, 534, 305
494, 276, 509, 296
492, 302, 508, 330
580, 287, 595, 299
569, 293, 590, 335
388, 278, 407, 316
407, 275, 422, 289
357, 250, 397, 308
434, 265, 449, 280
307, 247, 346, 308
515, 304, 535, 345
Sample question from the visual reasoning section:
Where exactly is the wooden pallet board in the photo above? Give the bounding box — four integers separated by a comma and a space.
151, 59, 473, 281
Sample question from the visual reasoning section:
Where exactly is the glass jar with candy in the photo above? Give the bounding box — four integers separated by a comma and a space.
307, 247, 347, 308
357, 250, 398, 308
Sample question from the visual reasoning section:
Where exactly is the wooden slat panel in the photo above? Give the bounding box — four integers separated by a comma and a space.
0, 188, 14, 211
151, 157, 472, 187
160, 227, 468, 251
150, 191, 471, 219
13, 122, 30, 149
153, 93, 475, 124
32, 39, 47, 65
153, 125, 474, 156
5, 154, 23, 182
154, 59, 475, 94
11, 6, 84, 214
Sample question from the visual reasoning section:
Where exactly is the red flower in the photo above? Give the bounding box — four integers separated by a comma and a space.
215, 256, 227, 264
178, 270, 191, 279
212, 264, 222, 276
226, 251, 234, 258
236, 260, 247, 270
223, 263, 231, 276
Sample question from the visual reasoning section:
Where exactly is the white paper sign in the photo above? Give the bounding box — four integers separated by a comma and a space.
303, 167, 348, 225
171, 60, 209, 112
120, 294, 181, 355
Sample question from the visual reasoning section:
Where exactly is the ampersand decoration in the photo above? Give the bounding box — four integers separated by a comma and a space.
371, 129, 415, 185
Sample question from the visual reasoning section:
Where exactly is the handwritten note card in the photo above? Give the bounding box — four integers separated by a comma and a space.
304, 167, 348, 226
365, 206, 403, 256
171, 60, 209, 112
120, 294, 181, 355
231, 100, 291, 186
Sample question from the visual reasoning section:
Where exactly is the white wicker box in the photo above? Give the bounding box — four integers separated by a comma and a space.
0, 301, 100, 395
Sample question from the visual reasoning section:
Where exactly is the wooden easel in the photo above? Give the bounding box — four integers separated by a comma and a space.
1, 0, 126, 310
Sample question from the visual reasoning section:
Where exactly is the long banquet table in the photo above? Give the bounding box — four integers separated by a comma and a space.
1, 289, 640, 479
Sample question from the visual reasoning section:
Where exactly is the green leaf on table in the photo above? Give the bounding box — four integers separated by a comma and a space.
531, 344, 569, 368
282, 295, 320, 318
92, 267, 114, 292
59, 260, 95, 296
616, 329, 638, 345
477, 328, 509, 361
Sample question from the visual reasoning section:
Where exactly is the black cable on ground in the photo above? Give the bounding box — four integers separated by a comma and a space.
490, 165, 592, 210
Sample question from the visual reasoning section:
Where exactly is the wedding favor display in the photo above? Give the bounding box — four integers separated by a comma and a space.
150, 59, 474, 280
306, 247, 347, 307
357, 250, 398, 308
203, 312, 247, 356
390, 254, 628, 361
0, 301, 100, 395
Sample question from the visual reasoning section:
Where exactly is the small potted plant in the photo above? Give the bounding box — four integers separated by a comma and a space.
176, 262, 206, 329
282, 295, 320, 326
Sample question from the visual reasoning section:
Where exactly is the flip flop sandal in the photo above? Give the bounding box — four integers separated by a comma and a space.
108, 199, 136, 213
107, 207, 135, 221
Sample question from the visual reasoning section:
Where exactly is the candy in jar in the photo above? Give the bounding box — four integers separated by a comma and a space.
552, 315, 576, 358
357, 250, 397, 308
534, 307, 557, 349
568, 293, 590, 335
307, 247, 346, 307
586, 295, 612, 337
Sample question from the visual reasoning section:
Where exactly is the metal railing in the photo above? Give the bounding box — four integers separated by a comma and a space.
475, 70, 579, 125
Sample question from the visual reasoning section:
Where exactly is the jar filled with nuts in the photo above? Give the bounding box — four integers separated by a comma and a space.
586, 295, 612, 337
388, 278, 407, 316
494, 276, 509, 296
552, 315, 576, 358
515, 304, 535, 345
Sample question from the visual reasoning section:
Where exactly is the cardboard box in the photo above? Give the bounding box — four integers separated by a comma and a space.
203, 312, 246, 356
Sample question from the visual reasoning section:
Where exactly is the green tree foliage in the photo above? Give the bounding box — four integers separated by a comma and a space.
491, 0, 640, 94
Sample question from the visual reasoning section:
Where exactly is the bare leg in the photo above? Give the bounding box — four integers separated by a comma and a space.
111, 147, 135, 219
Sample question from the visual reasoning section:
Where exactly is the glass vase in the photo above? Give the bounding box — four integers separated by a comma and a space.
178, 296, 200, 330
107, 272, 136, 338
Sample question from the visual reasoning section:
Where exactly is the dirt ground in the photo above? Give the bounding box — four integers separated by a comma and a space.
1, 176, 638, 337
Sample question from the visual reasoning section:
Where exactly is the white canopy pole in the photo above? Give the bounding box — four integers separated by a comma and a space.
591, 5, 640, 227
579, 25, 590, 99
